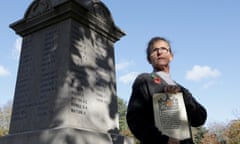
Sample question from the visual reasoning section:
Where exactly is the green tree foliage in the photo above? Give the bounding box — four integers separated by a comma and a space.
192, 126, 207, 144
0, 101, 12, 137
118, 97, 131, 136
117, 97, 140, 144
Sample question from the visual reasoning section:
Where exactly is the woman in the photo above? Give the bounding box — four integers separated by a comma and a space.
126, 36, 207, 144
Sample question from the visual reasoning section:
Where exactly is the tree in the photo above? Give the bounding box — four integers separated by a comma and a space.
0, 101, 12, 137
192, 126, 207, 144
200, 122, 228, 144
117, 97, 140, 144
201, 132, 219, 144
232, 108, 240, 120
118, 97, 133, 136
224, 120, 240, 144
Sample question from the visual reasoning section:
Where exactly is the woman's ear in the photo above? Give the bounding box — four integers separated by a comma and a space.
169, 54, 173, 61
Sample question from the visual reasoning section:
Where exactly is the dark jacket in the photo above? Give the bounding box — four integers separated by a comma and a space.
126, 73, 207, 144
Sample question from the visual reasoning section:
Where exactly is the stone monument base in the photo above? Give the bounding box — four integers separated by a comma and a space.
0, 128, 134, 144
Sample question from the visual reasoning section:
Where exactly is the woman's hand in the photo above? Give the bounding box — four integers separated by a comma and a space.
164, 85, 181, 94
168, 137, 180, 144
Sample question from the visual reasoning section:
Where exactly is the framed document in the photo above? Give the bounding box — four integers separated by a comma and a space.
152, 92, 191, 140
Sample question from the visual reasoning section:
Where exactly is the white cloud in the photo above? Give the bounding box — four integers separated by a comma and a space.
116, 60, 133, 71
12, 37, 22, 60
119, 72, 139, 84
185, 65, 221, 81
0, 65, 10, 77
202, 81, 215, 89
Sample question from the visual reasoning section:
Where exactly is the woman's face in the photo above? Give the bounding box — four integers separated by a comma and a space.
149, 40, 173, 70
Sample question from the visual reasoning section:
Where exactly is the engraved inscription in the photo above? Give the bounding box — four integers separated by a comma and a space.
69, 73, 88, 115
70, 85, 88, 115
38, 29, 58, 117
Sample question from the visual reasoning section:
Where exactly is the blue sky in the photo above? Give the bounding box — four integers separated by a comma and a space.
1, 0, 240, 127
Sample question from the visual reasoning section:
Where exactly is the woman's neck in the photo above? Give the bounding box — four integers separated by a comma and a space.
154, 65, 170, 73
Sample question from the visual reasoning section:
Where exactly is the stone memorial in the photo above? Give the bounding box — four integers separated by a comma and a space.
0, 0, 134, 144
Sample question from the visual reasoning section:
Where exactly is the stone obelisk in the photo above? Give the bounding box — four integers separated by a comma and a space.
0, 0, 134, 144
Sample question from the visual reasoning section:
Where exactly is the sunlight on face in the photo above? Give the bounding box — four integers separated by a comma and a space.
150, 40, 173, 70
